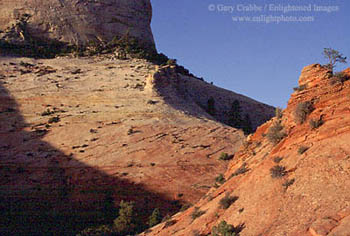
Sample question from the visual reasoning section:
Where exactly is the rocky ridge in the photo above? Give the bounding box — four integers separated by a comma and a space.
142, 65, 350, 236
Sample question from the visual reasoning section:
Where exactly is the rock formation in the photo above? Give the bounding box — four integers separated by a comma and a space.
142, 65, 350, 236
0, 1, 277, 234
147, 66, 274, 131
0, 0, 155, 49
0, 55, 274, 234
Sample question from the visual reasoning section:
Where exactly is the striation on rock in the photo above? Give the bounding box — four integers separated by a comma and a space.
0, 55, 274, 234
298, 64, 332, 88
0, 0, 155, 48
142, 65, 350, 236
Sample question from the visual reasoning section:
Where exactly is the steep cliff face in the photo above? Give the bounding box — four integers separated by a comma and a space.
142, 65, 350, 236
0, 0, 155, 48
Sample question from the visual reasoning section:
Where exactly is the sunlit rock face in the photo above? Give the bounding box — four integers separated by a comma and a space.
141, 65, 350, 236
0, 0, 155, 48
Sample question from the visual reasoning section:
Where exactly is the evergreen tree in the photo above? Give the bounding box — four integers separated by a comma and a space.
242, 114, 253, 135
227, 100, 243, 128
207, 96, 216, 116
323, 48, 347, 71
113, 201, 136, 235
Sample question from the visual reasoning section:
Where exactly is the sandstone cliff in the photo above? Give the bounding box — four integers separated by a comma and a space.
0, 0, 155, 48
142, 65, 350, 236
0, 55, 274, 234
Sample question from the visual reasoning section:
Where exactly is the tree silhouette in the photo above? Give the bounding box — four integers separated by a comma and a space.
242, 114, 253, 134
323, 48, 347, 71
207, 97, 216, 116
227, 100, 243, 128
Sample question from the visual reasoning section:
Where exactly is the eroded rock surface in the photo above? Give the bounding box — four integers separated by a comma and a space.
0, 0, 155, 48
143, 65, 350, 236
0, 55, 273, 234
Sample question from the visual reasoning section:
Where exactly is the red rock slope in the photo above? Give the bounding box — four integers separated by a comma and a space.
142, 64, 350, 236
0, 55, 273, 234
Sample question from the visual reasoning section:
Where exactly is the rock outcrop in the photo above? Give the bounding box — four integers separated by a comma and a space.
0, 55, 274, 234
142, 65, 350, 236
0, 0, 155, 48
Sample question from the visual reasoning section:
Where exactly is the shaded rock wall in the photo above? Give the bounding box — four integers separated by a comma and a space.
147, 65, 275, 131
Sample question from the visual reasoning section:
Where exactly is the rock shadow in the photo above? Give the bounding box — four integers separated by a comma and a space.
0, 74, 180, 235
151, 66, 274, 131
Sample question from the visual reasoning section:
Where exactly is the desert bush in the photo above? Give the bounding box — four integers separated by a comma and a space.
161, 214, 171, 223
108, 34, 151, 58
266, 121, 286, 144
127, 128, 135, 135
273, 157, 283, 163
298, 146, 309, 155
219, 152, 233, 161
48, 116, 60, 123
191, 207, 206, 220
294, 101, 314, 124
78, 225, 114, 236
275, 107, 283, 119
282, 178, 295, 190
211, 220, 244, 236
215, 174, 226, 184
219, 194, 238, 209
148, 208, 162, 228
85, 40, 105, 56
107, 34, 173, 65
41, 109, 55, 116
175, 64, 194, 77
166, 59, 177, 66
293, 84, 307, 92
230, 163, 249, 178
330, 71, 350, 85
89, 128, 98, 134
180, 203, 192, 212
309, 117, 324, 129
270, 165, 287, 178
